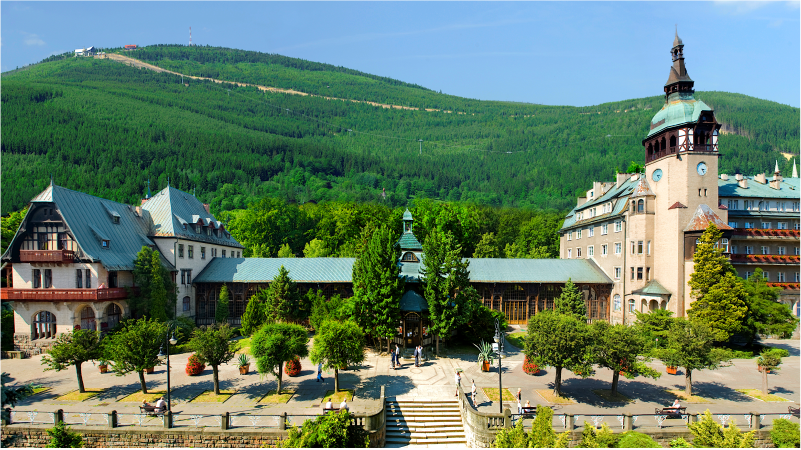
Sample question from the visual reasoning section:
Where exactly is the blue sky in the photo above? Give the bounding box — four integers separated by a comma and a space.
2, 1, 799, 107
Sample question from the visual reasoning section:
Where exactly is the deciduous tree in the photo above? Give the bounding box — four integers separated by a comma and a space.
251, 322, 308, 394
41, 329, 102, 393
590, 321, 660, 394
310, 320, 365, 393
756, 349, 783, 396
104, 318, 167, 394
188, 324, 237, 394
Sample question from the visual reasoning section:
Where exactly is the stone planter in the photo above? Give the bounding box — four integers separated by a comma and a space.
145, 367, 155, 374
99, 365, 108, 374
666, 366, 677, 375
239, 364, 249, 375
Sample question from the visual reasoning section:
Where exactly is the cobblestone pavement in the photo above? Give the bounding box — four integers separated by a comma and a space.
2, 336, 798, 422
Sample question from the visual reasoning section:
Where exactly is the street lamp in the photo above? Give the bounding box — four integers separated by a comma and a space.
157, 331, 178, 411
493, 318, 504, 413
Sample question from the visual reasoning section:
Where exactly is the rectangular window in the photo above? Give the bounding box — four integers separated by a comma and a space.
201, 247, 206, 259
780, 202, 786, 212
778, 246, 786, 255
745, 271, 752, 280
744, 222, 753, 229
222, 249, 227, 258
746, 246, 753, 254
763, 272, 770, 281
588, 246, 594, 257
237, 251, 241, 258
602, 244, 608, 256
762, 222, 771, 229
186, 270, 192, 284
794, 202, 800, 212
777, 272, 786, 282
76, 269, 83, 288
212, 248, 217, 257
109, 271, 118, 288
615, 221, 622, 232
589, 227, 594, 237
85, 269, 91, 288
631, 241, 636, 255
181, 270, 186, 285
721, 238, 729, 253
646, 267, 651, 280
183, 297, 191, 312
101, 240, 109, 248
727, 200, 739, 210
728, 221, 737, 229
777, 222, 788, 230
44, 269, 52, 288
615, 243, 622, 255
637, 241, 644, 255
637, 267, 643, 280
796, 223, 800, 231
602, 224, 608, 235
795, 272, 800, 283
614, 296, 621, 311
188, 245, 194, 259
567, 232, 572, 241
795, 247, 800, 256
761, 246, 770, 255
731, 245, 738, 254
33, 269, 41, 288
576, 247, 582, 258
647, 241, 651, 255
577, 230, 582, 239
567, 249, 572, 259
630, 267, 635, 281
614, 267, 621, 279
178, 244, 184, 258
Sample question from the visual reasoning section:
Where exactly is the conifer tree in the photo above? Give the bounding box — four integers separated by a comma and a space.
215, 285, 230, 324
149, 250, 169, 322
554, 279, 586, 318
351, 226, 404, 353
265, 266, 300, 322
241, 288, 269, 336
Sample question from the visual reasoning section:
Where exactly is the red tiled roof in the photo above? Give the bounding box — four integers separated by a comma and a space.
684, 204, 733, 232
767, 282, 800, 290
668, 202, 687, 210
730, 254, 800, 264
718, 204, 728, 210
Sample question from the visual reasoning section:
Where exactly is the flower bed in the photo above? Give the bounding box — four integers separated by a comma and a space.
185, 354, 205, 376
284, 356, 301, 377
523, 355, 540, 375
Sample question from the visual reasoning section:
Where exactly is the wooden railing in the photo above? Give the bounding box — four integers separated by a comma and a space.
19, 250, 75, 263
0, 288, 131, 301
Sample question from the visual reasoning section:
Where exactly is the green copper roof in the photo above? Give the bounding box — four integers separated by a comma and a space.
400, 290, 428, 312
398, 232, 423, 251
403, 209, 414, 221
718, 176, 800, 199
645, 94, 712, 139
194, 258, 356, 283
632, 280, 672, 296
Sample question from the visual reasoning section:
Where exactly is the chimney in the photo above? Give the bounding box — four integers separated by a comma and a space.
134, 205, 142, 216
738, 178, 748, 189
754, 173, 767, 184
616, 172, 633, 187
140, 198, 149, 207
720, 174, 729, 181
577, 196, 587, 207
202, 203, 211, 214
734, 173, 743, 181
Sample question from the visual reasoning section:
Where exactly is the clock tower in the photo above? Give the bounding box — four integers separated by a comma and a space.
641, 31, 728, 316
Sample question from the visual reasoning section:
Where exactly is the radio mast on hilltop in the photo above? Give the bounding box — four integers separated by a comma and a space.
189, 27, 193, 46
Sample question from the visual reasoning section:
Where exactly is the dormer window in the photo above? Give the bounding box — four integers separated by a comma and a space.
102, 240, 110, 248
206, 227, 211, 236
401, 252, 419, 262
112, 216, 120, 224
196, 224, 201, 233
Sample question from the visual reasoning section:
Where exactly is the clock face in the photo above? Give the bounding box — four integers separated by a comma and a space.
697, 162, 708, 176
652, 169, 663, 182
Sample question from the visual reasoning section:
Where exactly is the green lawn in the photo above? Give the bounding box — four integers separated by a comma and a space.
736, 389, 791, 402
666, 389, 713, 404
482, 388, 516, 402
236, 337, 252, 354
117, 390, 167, 403
259, 389, 296, 403
190, 390, 236, 403
535, 389, 575, 405
57, 388, 104, 401
506, 332, 526, 350
323, 390, 354, 403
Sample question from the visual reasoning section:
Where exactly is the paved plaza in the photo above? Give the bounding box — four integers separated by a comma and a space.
2, 334, 799, 424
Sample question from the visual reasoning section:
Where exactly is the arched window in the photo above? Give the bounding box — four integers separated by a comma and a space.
183, 296, 191, 312
660, 137, 666, 151
401, 252, 419, 262
669, 135, 676, 148
33, 311, 56, 340
613, 294, 621, 311
105, 303, 122, 329
80, 306, 96, 331
637, 199, 645, 213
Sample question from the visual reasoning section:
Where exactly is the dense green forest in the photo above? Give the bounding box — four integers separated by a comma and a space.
2, 45, 798, 217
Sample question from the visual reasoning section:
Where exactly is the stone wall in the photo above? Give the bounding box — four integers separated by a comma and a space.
559, 429, 776, 448
12, 333, 54, 356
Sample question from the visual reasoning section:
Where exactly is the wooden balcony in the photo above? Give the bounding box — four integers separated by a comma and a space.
0, 287, 132, 302
731, 229, 800, 239
19, 250, 76, 263
730, 254, 800, 265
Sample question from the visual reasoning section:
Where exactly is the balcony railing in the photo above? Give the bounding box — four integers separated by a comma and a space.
19, 250, 75, 263
0, 287, 132, 301
731, 229, 800, 238
730, 254, 800, 264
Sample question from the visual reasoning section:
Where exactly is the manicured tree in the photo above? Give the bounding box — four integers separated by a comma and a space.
743, 269, 799, 340
756, 349, 783, 396
590, 321, 660, 395
688, 410, 755, 448
525, 310, 593, 397
265, 266, 301, 322
654, 318, 732, 396
554, 278, 586, 318
241, 287, 269, 336
251, 322, 308, 394
45, 421, 83, 448
104, 318, 167, 394
215, 285, 230, 324
688, 224, 748, 340
283, 410, 369, 448
41, 329, 102, 393
310, 320, 366, 393
187, 324, 237, 395
351, 226, 404, 353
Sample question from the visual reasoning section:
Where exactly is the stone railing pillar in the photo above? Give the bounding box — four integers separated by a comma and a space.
107, 410, 117, 428
503, 409, 512, 428
279, 412, 287, 430
162, 411, 172, 428
750, 411, 760, 430
221, 412, 229, 430
55, 409, 64, 425
687, 413, 698, 426
623, 413, 633, 431
565, 414, 575, 431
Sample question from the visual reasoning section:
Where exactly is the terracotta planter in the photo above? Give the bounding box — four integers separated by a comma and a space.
239, 364, 249, 375
666, 366, 677, 375
145, 367, 155, 374
99, 365, 108, 374
758, 365, 771, 374
481, 360, 491, 372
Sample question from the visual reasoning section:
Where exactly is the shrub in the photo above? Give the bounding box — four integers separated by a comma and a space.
688, 410, 755, 448
46, 421, 82, 448
669, 437, 692, 448
617, 431, 661, 448
284, 356, 302, 377
578, 422, 618, 448
771, 418, 800, 448
523, 355, 541, 375
492, 405, 567, 448
494, 420, 528, 448
185, 354, 205, 376
282, 410, 368, 448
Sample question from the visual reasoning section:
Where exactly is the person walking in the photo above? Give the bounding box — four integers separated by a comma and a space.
317, 362, 325, 382
395, 344, 402, 368
414, 345, 420, 367
517, 388, 522, 404
471, 379, 477, 405
390, 348, 396, 370
454, 371, 461, 397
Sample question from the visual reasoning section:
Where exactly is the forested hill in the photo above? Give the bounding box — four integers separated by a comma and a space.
2, 45, 798, 216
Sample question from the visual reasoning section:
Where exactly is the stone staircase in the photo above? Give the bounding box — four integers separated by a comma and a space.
385, 398, 466, 447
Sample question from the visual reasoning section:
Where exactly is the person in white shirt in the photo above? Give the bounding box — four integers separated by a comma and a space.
340, 399, 349, 412
471, 380, 477, 405
324, 399, 334, 412
154, 397, 167, 413
454, 371, 461, 397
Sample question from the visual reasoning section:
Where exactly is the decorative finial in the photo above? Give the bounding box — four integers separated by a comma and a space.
167, 177, 170, 188
146, 178, 152, 199
50, 174, 54, 186
775, 160, 780, 174
793, 159, 798, 179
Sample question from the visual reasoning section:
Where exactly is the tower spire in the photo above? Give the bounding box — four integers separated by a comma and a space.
664, 29, 694, 100
146, 179, 152, 199
793, 159, 798, 178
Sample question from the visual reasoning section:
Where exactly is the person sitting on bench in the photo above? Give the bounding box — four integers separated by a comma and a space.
324, 399, 334, 412
664, 399, 681, 413
154, 397, 167, 413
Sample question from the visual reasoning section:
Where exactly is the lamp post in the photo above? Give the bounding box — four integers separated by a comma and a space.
158, 330, 178, 411
494, 318, 504, 413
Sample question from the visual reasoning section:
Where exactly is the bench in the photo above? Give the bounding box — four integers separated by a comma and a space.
139, 405, 165, 416
4, 351, 24, 359
323, 407, 341, 414
789, 406, 800, 416
521, 407, 537, 418
655, 407, 687, 419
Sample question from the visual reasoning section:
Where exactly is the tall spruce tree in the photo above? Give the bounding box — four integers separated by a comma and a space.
351, 226, 404, 353
130, 246, 175, 321
241, 287, 269, 336
688, 224, 748, 340
265, 266, 300, 322
554, 279, 586, 318
149, 250, 170, 322
216, 285, 230, 324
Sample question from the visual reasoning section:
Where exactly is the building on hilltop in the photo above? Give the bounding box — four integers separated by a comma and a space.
558, 32, 800, 324
1, 183, 243, 355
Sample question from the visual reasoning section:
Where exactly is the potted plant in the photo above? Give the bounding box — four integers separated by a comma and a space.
185, 353, 205, 376
98, 359, 110, 374
666, 366, 678, 375
284, 356, 301, 377
145, 367, 155, 374
474, 340, 494, 372
237, 354, 251, 375
523, 355, 540, 375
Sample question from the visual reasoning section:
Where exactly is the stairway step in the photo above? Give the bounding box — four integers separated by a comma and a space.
387, 422, 465, 429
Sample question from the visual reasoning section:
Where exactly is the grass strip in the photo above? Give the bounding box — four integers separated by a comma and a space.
190, 390, 236, 403
259, 389, 296, 403
482, 387, 516, 402
323, 390, 354, 403
56, 388, 104, 401
117, 390, 167, 403
505, 332, 527, 350
735, 389, 790, 402
535, 389, 575, 405
665, 389, 713, 404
